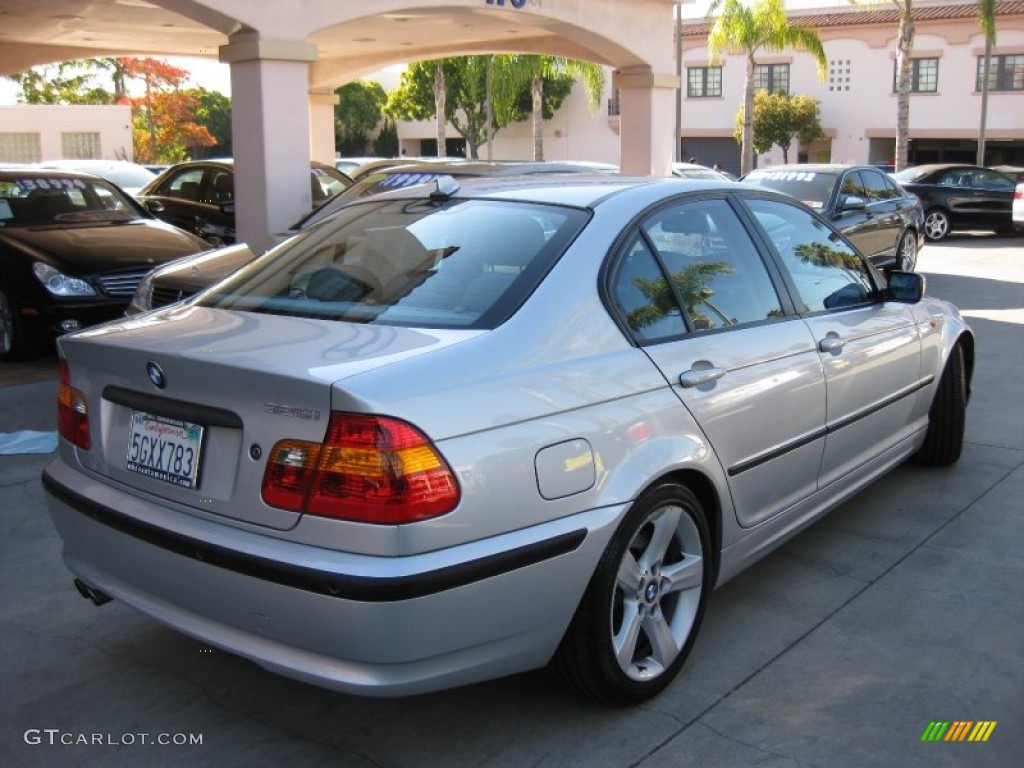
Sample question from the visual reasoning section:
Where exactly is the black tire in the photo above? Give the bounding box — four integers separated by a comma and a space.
923, 209, 951, 242
0, 287, 30, 362
913, 344, 966, 466
552, 483, 711, 705
897, 229, 918, 272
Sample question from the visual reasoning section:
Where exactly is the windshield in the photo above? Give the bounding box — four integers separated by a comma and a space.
199, 197, 589, 330
743, 170, 838, 209
0, 176, 141, 227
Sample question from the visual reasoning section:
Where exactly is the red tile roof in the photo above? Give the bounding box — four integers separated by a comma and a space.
681, 1, 1024, 38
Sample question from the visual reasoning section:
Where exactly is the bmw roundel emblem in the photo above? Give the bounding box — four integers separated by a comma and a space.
146, 361, 166, 389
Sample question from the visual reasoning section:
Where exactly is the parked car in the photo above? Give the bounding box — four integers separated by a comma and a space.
742, 164, 924, 272
671, 162, 734, 181
1014, 181, 1024, 231
35, 159, 156, 196
0, 169, 209, 360
44, 174, 972, 704
127, 161, 622, 314
136, 159, 354, 245
891, 164, 1017, 241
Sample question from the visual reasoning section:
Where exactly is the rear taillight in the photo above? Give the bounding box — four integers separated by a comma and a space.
58, 358, 91, 450
261, 412, 460, 524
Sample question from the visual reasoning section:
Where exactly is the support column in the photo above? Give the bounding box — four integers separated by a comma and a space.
309, 89, 339, 165
617, 68, 679, 177
220, 32, 317, 252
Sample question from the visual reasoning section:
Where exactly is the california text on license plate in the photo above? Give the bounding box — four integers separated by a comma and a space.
126, 411, 204, 488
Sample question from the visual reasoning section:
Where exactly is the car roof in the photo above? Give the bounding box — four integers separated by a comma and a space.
0, 168, 112, 181
747, 164, 874, 174
359, 173, 740, 209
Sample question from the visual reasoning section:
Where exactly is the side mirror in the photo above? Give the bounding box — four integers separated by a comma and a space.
839, 195, 867, 212
886, 270, 925, 303
144, 199, 165, 214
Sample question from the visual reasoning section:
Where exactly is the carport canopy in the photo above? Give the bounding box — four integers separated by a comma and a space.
0, 0, 683, 250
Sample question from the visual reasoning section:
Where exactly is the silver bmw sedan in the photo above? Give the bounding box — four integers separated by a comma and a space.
43, 174, 972, 705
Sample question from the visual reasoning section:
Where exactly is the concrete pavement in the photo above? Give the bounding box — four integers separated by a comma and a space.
1, 233, 1021, 767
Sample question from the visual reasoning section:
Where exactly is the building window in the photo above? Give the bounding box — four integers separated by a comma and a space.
753, 64, 789, 94
0, 132, 42, 163
61, 132, 102, 159
893, 58, 938, 93
976, 54, 1024, 91
687, 66, 722, 98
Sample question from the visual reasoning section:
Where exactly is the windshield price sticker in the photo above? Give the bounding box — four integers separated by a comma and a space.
14, 178, 87, 192
126, 411, 204, 488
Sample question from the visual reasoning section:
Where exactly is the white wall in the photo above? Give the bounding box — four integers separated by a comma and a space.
0, 104, 134, 161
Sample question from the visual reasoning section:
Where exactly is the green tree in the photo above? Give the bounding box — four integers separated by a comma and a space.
373, 119, 399, 157
737, 90, 823, 163
708, 0, 827, 176
186, 87, 232, 158
491, 55, 605, 161
4, 61, 111, 104
334, 80, 387, 156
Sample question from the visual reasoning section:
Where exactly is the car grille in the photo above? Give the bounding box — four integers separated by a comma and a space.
95, 269, 151, 298
151, 285, 197, 309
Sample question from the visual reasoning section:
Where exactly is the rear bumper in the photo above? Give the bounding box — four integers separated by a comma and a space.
42, 460, 623, 696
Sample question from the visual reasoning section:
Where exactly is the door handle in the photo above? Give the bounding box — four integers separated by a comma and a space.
818, 334, 846, 353
679, 366, 726, 388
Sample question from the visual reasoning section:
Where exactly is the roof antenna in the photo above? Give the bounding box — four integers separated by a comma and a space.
430, 175, 460, 200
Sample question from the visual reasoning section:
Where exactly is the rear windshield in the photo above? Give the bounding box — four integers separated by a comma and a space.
743, 170, 838, 209
198, 197, 589, 329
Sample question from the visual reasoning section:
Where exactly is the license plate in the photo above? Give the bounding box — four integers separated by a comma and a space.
126, 411, 204, 488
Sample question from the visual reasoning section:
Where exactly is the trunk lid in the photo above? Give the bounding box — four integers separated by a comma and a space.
59, 304, 478, 530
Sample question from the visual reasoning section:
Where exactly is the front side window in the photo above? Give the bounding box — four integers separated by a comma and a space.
687, 66, 723, 98
754, 64, 790, 94
977, 54, 1024, 91
858, 169, 902, 201
159, 168, 205, 201
745, 198, 874, 314
198, 198, 588, 330
610, 198, 784, 339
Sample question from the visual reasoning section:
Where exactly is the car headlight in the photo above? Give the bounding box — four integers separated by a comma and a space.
32, 262, 97, 297
127, 271, 155, 315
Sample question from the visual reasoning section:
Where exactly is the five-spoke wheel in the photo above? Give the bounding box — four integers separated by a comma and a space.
554, 484, 711, 704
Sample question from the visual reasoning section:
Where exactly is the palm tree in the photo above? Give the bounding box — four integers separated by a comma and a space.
492, 55, 605, 161
976, 0, 997, 166
707, 0, 827, 176
888, 1, 997, 172
433, 60, 447, 157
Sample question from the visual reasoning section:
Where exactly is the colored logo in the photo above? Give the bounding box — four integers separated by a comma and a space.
146, 361, 166, 389
921, 721, 997, 742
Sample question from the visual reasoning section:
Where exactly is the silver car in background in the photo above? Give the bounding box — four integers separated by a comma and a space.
44, 176, 972, 705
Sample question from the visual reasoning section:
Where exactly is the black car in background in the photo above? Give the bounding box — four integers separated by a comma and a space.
0, 169, 209, 359
136, 159, 353, 245
891, 164, 1018, 241
741, 164, 924, 272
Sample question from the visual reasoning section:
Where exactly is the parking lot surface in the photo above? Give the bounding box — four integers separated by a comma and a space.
1, 233, 1022, 767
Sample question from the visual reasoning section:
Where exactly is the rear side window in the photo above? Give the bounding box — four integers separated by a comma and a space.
198, 198, 588, 329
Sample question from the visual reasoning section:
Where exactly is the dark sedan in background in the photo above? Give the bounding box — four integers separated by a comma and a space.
742, 164, 924, 272
0, 169, 209, 360
891, 164, 1018, 241
136, 159, 353, 245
